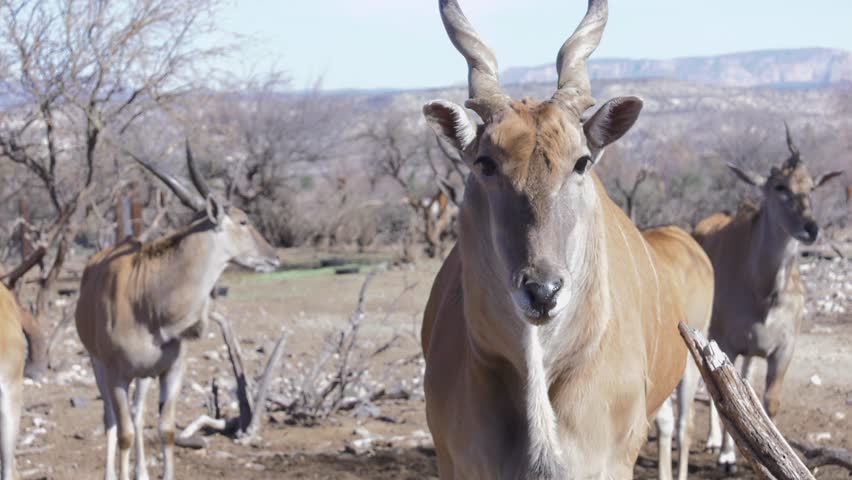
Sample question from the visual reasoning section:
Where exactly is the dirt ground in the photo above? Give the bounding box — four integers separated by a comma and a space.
13, 248, 851, 479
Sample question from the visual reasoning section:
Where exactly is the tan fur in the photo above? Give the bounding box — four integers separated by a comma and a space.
423, 3, 714, 476
423, 169, 713, 477
696, 148, 843, 469
0, 284, 26, 480
15, 303, 46, 381
693, 212, 731, 241
642, 226, 714, 480
76, 207, 278, 480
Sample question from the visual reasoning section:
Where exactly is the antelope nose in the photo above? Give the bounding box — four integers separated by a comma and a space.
803, 220, 819, 242
523, 278, 562, 315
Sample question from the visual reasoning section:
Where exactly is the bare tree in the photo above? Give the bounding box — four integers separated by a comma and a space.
0, 0, 222, 372
184, 73, 345, 246
361, 107, 464, 259
612, 166, 652, 223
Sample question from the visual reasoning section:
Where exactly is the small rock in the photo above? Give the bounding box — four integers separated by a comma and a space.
19, 433, 35, 446
70, 396, 90, 408
202, 350, 221, 362
377, 415, 399, 424
352, 403, 382, 420
73, 431, 89, 440
806, 432, 832, 443
809, 374, 822, 386
833, 412, 846, 421
344, 438, 375, 455
353, 427, 370, 438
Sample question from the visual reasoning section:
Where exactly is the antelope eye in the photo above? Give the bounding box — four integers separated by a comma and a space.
573, 155, 592, 175
475, 156, 498, 177
239, 219, 248, 226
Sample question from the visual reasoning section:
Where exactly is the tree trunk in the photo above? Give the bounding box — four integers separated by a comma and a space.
19, 197, 32, 259
130, 185, 143, 238
20, 306, 47, 380
115, 194, 128, 242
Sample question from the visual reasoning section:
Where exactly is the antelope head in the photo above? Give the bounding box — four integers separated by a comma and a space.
424, 0, 640, 325
727, 123, 844, 245
134, 141, 280, 272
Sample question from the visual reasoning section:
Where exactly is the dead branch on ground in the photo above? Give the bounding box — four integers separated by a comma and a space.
177, 311, 288, 446
790, 440, 852, 472
294, 268, 381, 419
281, 264, 422, 425
212, 311, 254, 431
45, 301, 77, 370
243, 332, 289, 440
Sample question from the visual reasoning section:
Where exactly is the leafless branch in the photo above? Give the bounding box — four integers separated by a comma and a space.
678, 322, 815, 479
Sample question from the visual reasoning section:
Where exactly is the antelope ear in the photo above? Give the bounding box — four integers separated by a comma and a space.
423, 100, 477, 155
583, 96, 643, 158
814, 170, 844, 189
206, 195, 225, 225
726, 164, 766, 187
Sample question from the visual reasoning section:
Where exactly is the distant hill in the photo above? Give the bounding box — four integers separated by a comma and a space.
502, 48, 852, 89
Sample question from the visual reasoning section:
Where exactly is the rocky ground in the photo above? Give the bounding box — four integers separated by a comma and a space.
10, 247, 851, 479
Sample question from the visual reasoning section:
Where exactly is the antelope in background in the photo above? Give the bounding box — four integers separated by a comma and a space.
694, 124, 844, 471
0, 283, 26, 480
75, 145, 280, 480
420, 0, 713, 477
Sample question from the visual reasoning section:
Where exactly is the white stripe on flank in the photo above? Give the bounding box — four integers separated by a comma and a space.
637, 236, 661, 328
614, 221, 641, 300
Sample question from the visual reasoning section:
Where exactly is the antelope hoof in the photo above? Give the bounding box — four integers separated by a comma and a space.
723, 462, 737, 474
704, 437, 722, 454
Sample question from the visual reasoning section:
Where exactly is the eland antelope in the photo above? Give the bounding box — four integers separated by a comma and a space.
0, 283, 25, 480
75, 146, 280, 480
695, 124, 844, 471
420, 1, 714, 477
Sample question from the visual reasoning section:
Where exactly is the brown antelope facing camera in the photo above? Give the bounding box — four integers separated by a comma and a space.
694, 124, 844, 472
420, 0, 714, 478
75, 144, 280, 480
0, 284, 25, 480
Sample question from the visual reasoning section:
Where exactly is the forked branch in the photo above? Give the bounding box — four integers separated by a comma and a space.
178, 311, 288, 446
678, 323, 815, 480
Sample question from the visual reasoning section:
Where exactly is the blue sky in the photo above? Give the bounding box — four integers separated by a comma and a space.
213, 0, 852, 91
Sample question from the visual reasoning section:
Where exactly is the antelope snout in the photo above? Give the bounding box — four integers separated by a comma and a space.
801, 220, 819, 244
523, 277, 562, 315
512, 267, 564, 323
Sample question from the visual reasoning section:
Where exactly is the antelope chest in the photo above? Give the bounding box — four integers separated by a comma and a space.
747, 289, 803, 357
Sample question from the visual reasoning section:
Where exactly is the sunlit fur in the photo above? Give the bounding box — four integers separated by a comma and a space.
0, 284, 25, 480
422, 94, 715, 478
75, 206, 278, 480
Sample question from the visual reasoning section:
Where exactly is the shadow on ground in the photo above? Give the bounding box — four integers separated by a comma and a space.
260, 447, 439, 479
